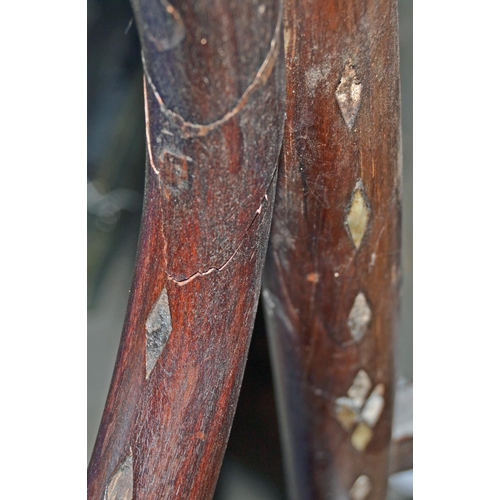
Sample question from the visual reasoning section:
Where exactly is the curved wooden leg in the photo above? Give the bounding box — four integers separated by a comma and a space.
88, 1, 285, 498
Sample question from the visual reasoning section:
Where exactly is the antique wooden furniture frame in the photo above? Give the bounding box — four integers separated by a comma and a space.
88, 1, 407, 498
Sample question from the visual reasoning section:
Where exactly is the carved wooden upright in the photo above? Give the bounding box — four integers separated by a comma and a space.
262, 0, 402, 498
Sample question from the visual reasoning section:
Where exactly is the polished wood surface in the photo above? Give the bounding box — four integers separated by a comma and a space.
262, 0, 402, 498
87, 1, 285, 498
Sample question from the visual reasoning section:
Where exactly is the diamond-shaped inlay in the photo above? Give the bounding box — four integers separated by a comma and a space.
351, 423, 373, 452
361, 383, 385, 427
335, 60, 362, 130
348, 292, 372, 342
146, 288, 172, 379
334, 397, 359, 431
347, 369, 372, 407
334, 370, 385, 452
345, 181, 371, 249
104, 454, 133, 500
349, 475, 373, 500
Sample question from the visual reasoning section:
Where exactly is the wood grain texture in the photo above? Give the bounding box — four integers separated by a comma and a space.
87, 1, 285, 498
262, 0, 402, 498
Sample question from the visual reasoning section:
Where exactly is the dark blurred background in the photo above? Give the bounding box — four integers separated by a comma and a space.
87, 1, 412, 497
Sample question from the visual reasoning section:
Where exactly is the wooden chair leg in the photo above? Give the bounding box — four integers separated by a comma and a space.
87, 1, 285, 498
262, 0, 402, 498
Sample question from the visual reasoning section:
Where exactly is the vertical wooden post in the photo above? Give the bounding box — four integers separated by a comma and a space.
262, 0, 402, 498
87, 1, 285, 498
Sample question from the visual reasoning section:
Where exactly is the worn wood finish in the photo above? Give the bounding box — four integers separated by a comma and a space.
87, 1, 285, 498
262, 0, 402, 498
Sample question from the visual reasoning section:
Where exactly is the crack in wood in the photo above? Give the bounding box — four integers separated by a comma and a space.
140, 3, 284, 284
143, 1, 283, 138
164, 169, 277, 285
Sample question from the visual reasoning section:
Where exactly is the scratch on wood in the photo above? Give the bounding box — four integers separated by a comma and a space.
165, 167, 277, 285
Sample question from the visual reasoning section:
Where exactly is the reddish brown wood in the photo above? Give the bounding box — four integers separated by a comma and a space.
87, 1, 285, 498
262, 0, 402, 498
